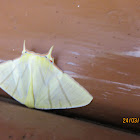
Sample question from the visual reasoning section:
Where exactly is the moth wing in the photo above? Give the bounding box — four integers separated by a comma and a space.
0, 56, 31, 106
33, 60, 93, 109
0, 54, 93, 109
56, 73, 93, 108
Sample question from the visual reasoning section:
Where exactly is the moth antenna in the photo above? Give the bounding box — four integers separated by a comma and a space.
46, 46, 54, 59
22, 40, 26, 54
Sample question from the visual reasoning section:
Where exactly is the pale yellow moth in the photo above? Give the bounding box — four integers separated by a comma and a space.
0, 41, 93, 109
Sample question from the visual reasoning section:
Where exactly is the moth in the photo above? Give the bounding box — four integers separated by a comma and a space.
0, 41, 93, 109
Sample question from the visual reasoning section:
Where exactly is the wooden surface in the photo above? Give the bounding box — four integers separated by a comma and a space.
0, 99, 139, 140
0, 0, 140, 138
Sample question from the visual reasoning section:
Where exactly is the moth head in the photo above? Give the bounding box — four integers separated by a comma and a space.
22, 40, 27, 54
46, 46, 54, 63
22, 41, 54, 63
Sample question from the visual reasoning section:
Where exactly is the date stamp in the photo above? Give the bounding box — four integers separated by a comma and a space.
123, 118, 139, 124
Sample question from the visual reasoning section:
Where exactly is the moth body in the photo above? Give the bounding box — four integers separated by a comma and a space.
0, 41, 93, 109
